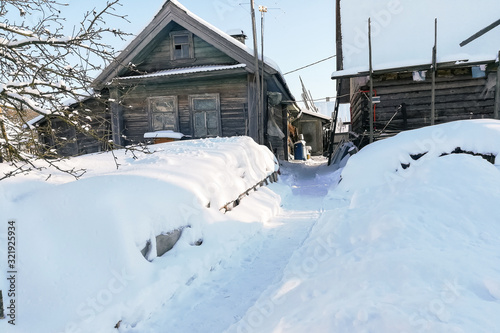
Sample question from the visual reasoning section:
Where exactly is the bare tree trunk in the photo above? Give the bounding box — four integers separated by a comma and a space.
0, 118, 11, 162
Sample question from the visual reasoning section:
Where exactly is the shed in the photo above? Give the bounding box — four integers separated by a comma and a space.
332, 60, 498, 141
291, 109, 331, 156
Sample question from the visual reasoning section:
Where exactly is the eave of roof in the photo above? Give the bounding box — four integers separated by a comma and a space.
93, 0, 281, 87
332, 58, 498, 80
114, 64, 247, 81
300, 109, 332, 121
26, 114, 46, 127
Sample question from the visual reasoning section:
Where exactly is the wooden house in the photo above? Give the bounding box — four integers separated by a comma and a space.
332, 0, 500, 146
31, 0, 296, 160
92, 0, 295, 159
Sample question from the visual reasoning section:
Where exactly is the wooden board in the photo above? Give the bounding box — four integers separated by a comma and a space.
350, 68, 496, 136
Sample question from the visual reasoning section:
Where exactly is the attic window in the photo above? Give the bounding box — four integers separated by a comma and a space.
171, 32, 193, 60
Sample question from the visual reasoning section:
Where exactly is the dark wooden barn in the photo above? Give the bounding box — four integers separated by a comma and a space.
28, 96, 111, 157
93, 0, 295, 159
332, 60, 498, 143
331, 0, 500, 147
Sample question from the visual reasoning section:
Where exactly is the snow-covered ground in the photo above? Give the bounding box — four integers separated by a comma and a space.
0, 137, 281, 333
2, 121, 500, 332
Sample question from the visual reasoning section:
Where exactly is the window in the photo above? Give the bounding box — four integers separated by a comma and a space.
170, 32, 193, 60
189, 94, 220, 137
148, 96, 178, 132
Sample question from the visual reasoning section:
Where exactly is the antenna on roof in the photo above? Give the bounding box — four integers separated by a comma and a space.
299, 76, 319, 113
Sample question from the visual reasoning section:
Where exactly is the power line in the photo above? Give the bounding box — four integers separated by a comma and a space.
283, 55, 336, 75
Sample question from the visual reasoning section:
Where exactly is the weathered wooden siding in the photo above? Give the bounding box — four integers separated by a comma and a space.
119, 75, 248, 144
74, 98, 111, 154
267, 104, 287, 160
37, 98, 110, 157
134, 23, 238, 73
350, 68, 496, 136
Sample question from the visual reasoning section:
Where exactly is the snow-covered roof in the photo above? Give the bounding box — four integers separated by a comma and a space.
61, 89, 94, 107
116, 64, 247, 81
300, 108, 331, 121
25, 90, 96, 127
335, 0, 500, 76
331, 58, 497, 79
94, 0, 284, 87
26, 114, 45, 127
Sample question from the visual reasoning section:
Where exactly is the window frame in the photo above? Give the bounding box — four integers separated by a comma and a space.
189, 94, 221, 138
148, 96, 179, 132
170, 31, 194, 60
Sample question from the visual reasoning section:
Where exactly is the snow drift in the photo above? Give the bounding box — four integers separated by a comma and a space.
232, 120, 500, 333
0, 137, 280, 333
2, 121, 500, 333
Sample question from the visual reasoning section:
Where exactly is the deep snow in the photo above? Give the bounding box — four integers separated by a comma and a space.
0, 137, 281, 333
2, 121, 500, 332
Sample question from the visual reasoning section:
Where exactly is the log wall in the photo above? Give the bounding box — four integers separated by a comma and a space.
119, 75, 248, 145
350, 67, 496, 137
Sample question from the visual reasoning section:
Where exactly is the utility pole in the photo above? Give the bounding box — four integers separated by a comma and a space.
431, 18, 437, 126
368, 18, 374, 144
250, 0, 262, 143
335, 0, 343, 72
259, 5, 267, 140
327, 0, 343, 164
495, 50, 500, 119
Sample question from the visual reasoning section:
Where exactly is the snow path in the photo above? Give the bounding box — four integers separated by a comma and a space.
121, 160, 340, 333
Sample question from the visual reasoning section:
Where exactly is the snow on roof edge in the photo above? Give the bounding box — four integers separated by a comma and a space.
26, 114, 45, 127
331, 56, 498, 79
168, 0, 293, 100
115, 0, 281, 75
115, 64, 247, 81
300, 108, 332, 121
170, 0, 282, 73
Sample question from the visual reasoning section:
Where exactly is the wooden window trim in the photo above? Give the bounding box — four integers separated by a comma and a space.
189, 93, 221, 138
170, 31, 194, 60
148, 96, 179, 132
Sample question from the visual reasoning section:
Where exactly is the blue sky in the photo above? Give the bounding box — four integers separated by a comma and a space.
339, 0, 500, 72
62, 0, 336, 104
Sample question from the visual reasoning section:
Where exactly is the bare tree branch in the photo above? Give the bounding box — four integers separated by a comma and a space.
0, 0, 131, 180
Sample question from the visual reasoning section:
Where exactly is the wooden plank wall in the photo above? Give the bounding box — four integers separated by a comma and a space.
38, 98, 110, 157
120, 75, 248, 144
267, 104, 286, 160
351, 68, 496, 135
